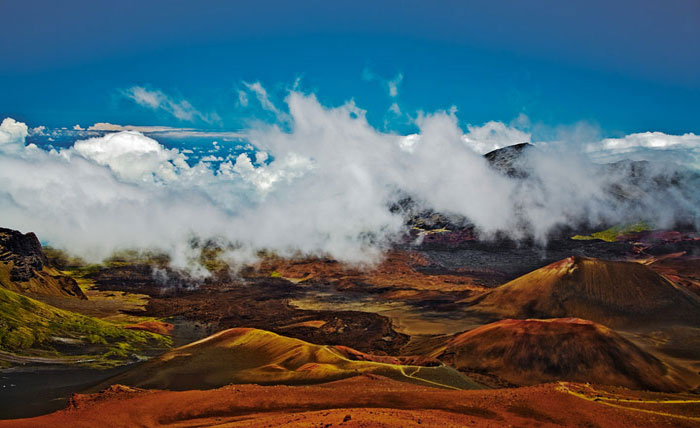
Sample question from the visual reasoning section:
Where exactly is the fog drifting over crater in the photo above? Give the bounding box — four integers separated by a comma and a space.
0, 89, 698, 271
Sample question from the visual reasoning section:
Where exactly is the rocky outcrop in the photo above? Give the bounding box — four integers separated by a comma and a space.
0, 227, 86, 299
0, 228, 48, 282
483, 142, 532, 177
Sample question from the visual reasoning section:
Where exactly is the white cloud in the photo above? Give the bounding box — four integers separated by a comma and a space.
87, 122, 243, 140
88, 123, 190, 132
29, 125, 46, 136
362, 69, 403, 97
404, 117, 530, 155
228, 151, 314, 196
585, 132, 700, 168
123, 86, 220, 124
254, 151, 268, 164
72, 131, 190, 182
388, 73, 403, 98
242, 81, 286, 119
0, 118, 28, 152
0, 91, 697, 270
462, 120, 531, 154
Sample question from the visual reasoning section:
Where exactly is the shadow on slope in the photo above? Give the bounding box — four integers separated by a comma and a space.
430, 318, 691, 392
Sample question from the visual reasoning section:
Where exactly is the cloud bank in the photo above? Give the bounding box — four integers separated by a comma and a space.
585, 131, 700, 169
0, 90, 698, 272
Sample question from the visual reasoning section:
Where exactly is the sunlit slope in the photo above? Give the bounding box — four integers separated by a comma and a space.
0, 263, 85, 299
0, 228, 86, 299
0, 286, 168, 367
431, 318, 690, 392
468, 256, 700, 327
99, 328, 482, 391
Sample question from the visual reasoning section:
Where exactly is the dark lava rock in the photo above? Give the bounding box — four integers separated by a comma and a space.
483, 142, 532, 178
0, 227, 48, 282
0, 227, 86, 299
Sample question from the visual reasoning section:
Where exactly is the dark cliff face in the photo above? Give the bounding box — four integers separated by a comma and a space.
483, 142, 533, 178
0, 227, 49, 282
0, 227, 86, 299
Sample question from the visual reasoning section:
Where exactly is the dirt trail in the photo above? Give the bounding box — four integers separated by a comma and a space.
558, 382, 700, 422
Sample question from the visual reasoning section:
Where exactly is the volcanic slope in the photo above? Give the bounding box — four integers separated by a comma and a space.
431, 318, 690, 392
0, 227, 85, 299
5, 377, 700, 428
0, 286, 168, 367
97, 328, 481, 391
467, 256, 700, 328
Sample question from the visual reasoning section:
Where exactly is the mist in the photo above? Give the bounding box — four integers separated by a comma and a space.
0, 90, 698, 272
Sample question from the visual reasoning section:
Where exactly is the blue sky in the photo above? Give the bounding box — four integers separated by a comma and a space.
1, 0, 699, 137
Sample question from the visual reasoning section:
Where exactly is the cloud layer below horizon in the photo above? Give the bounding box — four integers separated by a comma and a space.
0, 91, 698, 272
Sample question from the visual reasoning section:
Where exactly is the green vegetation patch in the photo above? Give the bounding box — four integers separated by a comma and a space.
0, 286, 170, 367
571, 222, 652, 242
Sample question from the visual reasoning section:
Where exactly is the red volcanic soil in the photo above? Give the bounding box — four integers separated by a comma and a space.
467, 256, 700, 327
432, 318, 689, 392
3, 376, 698, 428
647, 255, 700, 297
124, 321, 174, 336
89, 328, 480, 392
621, 230, 700, 254
332, 345, 440, 366
259, 250, 484, 292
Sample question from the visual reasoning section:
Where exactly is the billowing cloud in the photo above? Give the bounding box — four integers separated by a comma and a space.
0, 89, 697, 272
71, 131, 190, 182
398, 116, 530, 155
0, 117, 28, 152
123, 86, 221, 124
462, 119, 531, 154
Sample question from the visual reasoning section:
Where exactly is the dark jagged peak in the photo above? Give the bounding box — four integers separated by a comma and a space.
389, 196, 470, 232
0, 227, 48, 282
0, 227, 86, 299
483, 142, 533, 177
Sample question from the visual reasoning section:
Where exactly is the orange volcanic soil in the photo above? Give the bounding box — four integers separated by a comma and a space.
432, 318, 690, 391
3, 376, 699, 428
333, 345, 440, 366
259, 250, 485, 293
124, 320, 175, 336
647, 255, 700, 297
91, 328, 481, 391
467, 256, 700, 327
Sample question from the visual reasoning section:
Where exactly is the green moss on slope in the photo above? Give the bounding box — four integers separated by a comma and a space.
0, 286, 170, 367
571, 222, 652, 242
